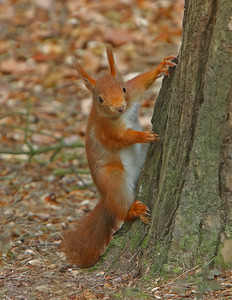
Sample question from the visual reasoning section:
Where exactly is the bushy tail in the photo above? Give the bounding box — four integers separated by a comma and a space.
62, 201, 119, 268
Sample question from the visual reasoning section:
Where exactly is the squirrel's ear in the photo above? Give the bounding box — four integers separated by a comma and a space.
73, 59, 96, 92
106, 45, 120, 79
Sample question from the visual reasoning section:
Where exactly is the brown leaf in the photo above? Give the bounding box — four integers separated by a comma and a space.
82, 50, 101, 73
0, 83, 9, 104
104, 28, 132, 46
31, 213, 50, 221
0, 58, 34, 74
44, 193, 58, 205
0, 41, 10, 55
31, 133, 58, 145
33, 53, 59, 62
28, 259, 43, 266
82, 289, 98, 299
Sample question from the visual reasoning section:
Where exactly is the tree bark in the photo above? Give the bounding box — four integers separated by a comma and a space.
105, 0, 232, 275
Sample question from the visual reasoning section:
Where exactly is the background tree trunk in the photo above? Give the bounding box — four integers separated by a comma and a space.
106, 0, 232, 275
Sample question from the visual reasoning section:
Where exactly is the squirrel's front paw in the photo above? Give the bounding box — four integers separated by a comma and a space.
143, 131, 159, 143
160, 55, 177, 77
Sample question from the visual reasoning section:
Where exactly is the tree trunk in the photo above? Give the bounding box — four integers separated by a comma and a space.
106, 0, 232, 275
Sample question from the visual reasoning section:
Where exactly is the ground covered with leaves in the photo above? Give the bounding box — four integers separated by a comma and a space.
1, 0, 232, 299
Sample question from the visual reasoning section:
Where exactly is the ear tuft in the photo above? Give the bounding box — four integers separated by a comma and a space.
73, 58, 96, 89
106, 45, 117, 77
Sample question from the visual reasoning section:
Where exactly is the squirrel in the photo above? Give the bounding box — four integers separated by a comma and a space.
62, 46, 176, 268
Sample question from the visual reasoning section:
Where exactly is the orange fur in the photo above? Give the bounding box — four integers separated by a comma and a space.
62, 201, 119, 268
62, 47, 176, 268
73, 59, 96, 88
125, 55, 176, 101
106, 45, 117, 77
88, 109, 158, 150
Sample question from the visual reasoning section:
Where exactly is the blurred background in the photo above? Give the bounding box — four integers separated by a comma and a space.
0, 0, 183, 155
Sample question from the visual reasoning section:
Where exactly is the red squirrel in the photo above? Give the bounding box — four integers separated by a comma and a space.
62, 46, 176, 268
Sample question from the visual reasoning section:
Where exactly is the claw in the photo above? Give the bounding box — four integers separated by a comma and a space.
146, 210, 151, 217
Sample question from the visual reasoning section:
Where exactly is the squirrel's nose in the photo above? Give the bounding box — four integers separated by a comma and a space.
116, 105, 124, 113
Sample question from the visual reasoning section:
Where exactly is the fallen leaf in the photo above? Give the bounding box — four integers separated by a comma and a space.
207, 269, 223, 280
44, 193, 58, 205
82, 288, 98, 300
0, 83, 9, 104
104, 28, 132, 46
33, 53, 59, 62
0, 59, 34, 74
82, 50, 101, 73
28, 259, 43, 266
35, 285, 51, 292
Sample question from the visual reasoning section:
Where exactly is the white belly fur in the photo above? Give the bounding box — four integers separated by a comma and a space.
119, 103, 148, 204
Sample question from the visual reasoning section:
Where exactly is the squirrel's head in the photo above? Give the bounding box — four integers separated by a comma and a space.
74, 45, 127, 118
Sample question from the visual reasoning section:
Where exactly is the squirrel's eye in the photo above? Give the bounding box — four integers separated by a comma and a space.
122, 87, 126, 93
98, 96, 104, 103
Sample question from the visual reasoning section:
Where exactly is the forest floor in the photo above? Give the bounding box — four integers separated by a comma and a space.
0, 0, 232, 299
